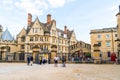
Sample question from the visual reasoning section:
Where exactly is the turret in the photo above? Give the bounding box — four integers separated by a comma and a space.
116, 5, 120, 38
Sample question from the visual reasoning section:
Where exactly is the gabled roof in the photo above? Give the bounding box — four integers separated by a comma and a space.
57, 28, 73, 39
67, 30, 73, 39
26, 17, 56, 34
26, 16, 73, 39
1, 28, 13, 41
17, 27, 26, 37
90, 27, 117, 34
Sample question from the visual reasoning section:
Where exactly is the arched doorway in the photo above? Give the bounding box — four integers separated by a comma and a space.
19, 53, 25, 60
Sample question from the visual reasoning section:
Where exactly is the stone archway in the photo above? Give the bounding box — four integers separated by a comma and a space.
0, 46, 11, 61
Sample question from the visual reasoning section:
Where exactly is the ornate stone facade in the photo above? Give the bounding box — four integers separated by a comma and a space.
0, 14, 79, 62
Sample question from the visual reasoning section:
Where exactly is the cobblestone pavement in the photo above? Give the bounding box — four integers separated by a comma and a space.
0, 63, 119, 80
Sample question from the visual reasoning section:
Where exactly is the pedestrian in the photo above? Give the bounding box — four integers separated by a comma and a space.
27, 56, 30, 66
30, 56, 33, 66
39, 57, 42, 65
54, 56, 58, 67
42, 57, 45, 64
48, 58, 51, 64
62, 56, 66, 67
115, 57, 118, 64
72, 57, 74, 62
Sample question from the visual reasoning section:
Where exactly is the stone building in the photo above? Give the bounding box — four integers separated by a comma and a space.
90, 27, 118, 60
116, 5, 120, 62
90, 5, 120, 61
70, 41, 91, 60
4, 13, 77, 62
0, 25, 17, 61
0, 13, 91, 62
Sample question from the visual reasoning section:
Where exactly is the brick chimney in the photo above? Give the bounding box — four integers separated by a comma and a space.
64, 26, 67, 34
28, 13, 32, 26
47, 14, 51, 24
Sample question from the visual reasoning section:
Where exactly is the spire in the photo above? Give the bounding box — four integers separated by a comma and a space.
1, 28, 13, 41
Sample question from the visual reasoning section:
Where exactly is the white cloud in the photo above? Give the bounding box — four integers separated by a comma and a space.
0, 0, 75, 16
47, 0, 75, 8
66, 0, 76, 3
109, 5, 118, 15
0, 0, 14, 11
14, 0, 48, 16
47, 0, 65, 8
2, 0, 13, 5
108, 5, 119, 24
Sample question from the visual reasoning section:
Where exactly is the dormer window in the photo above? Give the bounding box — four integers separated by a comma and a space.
30, 37, 33, 41
33, 28, 39, 33
64, 34, 67, 38
21, 36, 25, 42
35, 37, 38, 41
61, 34, 63, 37
58, 32, 61, 36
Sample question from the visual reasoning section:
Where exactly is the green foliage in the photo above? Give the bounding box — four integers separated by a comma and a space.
84, 52, 91, 57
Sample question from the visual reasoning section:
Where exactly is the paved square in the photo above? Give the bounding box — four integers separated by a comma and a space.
0, 63, 119, 80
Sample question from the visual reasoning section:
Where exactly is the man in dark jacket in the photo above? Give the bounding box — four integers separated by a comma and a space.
30, 56, 33, 66
27, 56, 30, 66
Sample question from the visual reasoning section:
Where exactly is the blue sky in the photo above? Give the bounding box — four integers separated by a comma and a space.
0, 0, 120, 43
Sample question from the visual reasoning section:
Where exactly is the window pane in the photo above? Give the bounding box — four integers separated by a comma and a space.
106, 34, 110, 38
35, 37, 38, 41
97, 35, 101, 39
115, 34, 117, 37
30, 37, 33, 41
106, 41, 110, 47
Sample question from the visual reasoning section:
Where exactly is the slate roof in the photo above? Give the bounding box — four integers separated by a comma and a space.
1, 28, 14, 41
57, 28, 73, 39
90, 27, 117, 34
26, 17, 73, 39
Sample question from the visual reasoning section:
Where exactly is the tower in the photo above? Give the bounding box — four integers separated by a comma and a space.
116, 5, 120, 38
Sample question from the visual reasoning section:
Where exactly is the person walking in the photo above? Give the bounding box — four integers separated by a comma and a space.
39, 57, 42, 65
27, 56, 30, 66
48, 58, 51, 64
30, 56, 33, 66
54, 56, 59, 67
62, 56, 66, 67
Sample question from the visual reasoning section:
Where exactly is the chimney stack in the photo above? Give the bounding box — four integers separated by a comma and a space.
28, 13, 32, 26
47, 14, 51, 24
64, 26, 67, 34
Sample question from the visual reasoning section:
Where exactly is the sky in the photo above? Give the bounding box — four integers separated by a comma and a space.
0, 0, 120, 43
